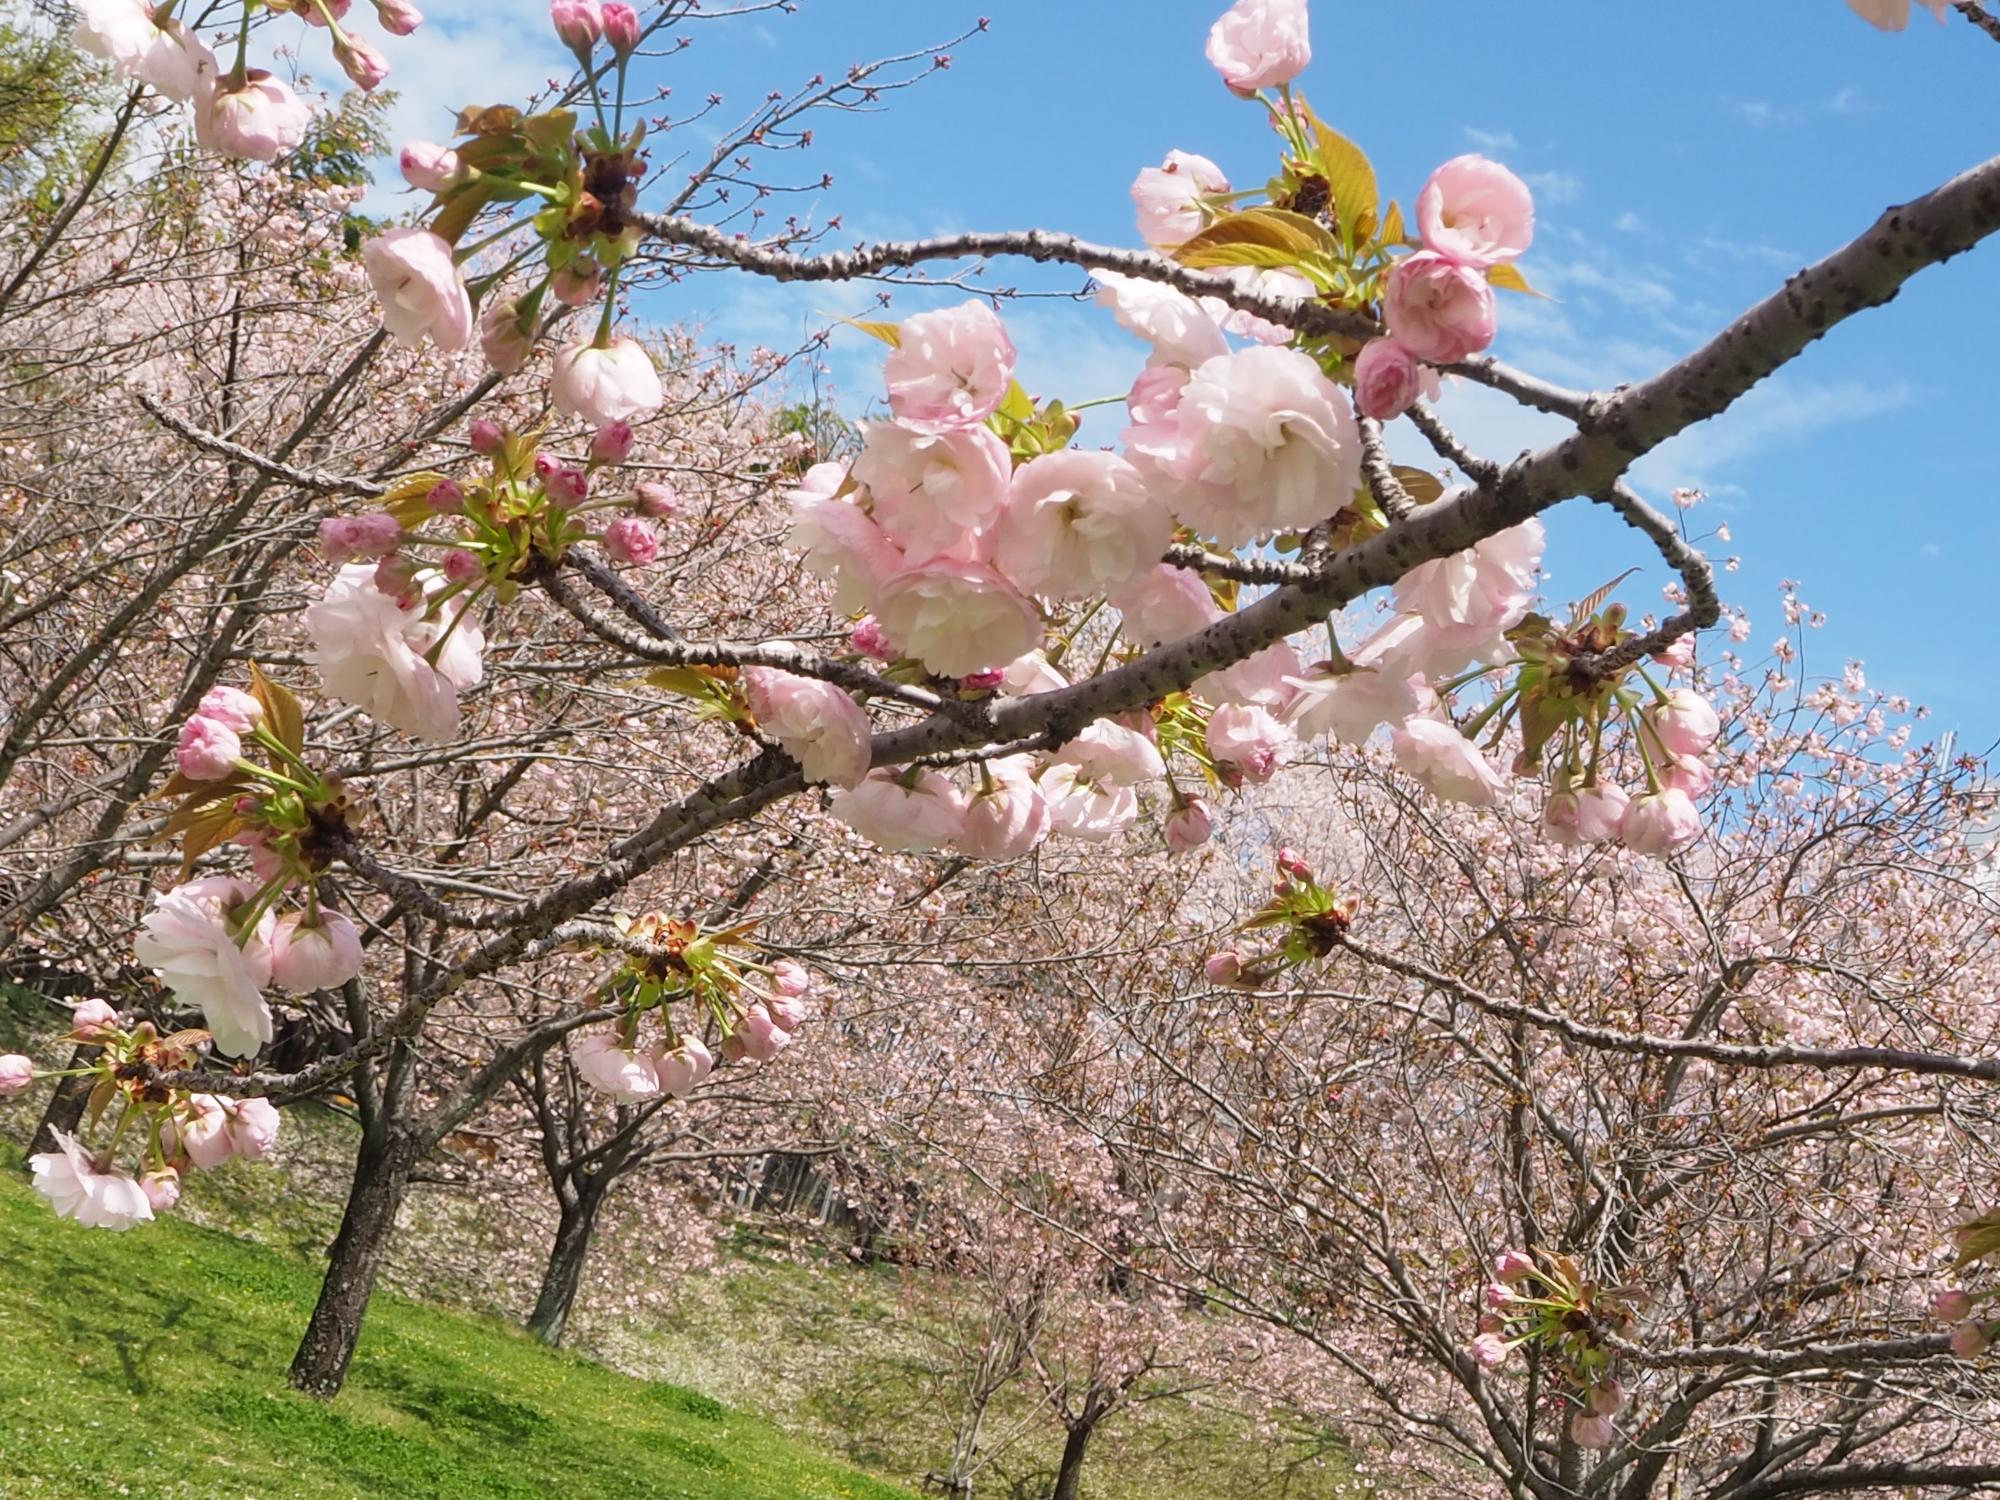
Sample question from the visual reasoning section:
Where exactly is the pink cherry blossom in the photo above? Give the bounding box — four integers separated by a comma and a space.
1039, 763, 1140, 843
1933, 1289, 1975, 1322
831, 768, 969, 852
479, 297, 535, 374
741, 666, 873, 789
1001, 650, 1068, 697
1200, 639, 1303, 712
788, 473, 907, 615
134, 877, 274, 1058
176, 714, 240, 781
306, 564, 485, 743
1494, 1249, 1535, 1282
1847, 0, 1951, 29
603, 516, 660, 567
373, 0, 423, 34
1127, 361, 1192, 427
655, 1037, 714, 1098
1388, 518, 1545, 670
1207, 267, 1315, 345
227, 1097, 280, 1160
1644, 689, 1722, 758
1382, 251, 1499, 365
1130, 150, 1230, 249
1391, 717, 1509, 807
572, 1030, 662, 1102
269, 910, 364, 994
551, 0, 602, 51
1092, 271, 1230, 368
872, 559, 1042, 679
1571, 1412, 1617, 1450
601, 1, 639, 54
882, 300, 1017, 433
30, 1129, 153, 1231
550, 335, 664, 425
1621, 788, 1703, 855
1573, 782, 1632, 845
1205, 950, 1245, 986
1949, 1322, 1991, 1358
1352, 338, 1426, 422
1109, 564, 1223, 648
851, 420, 1012, 566
1206, 703, 1292, 784
1205, 0, 1311, 94
1662, 755, 1713, 799
335, 35, 389, 90
589, 421, 634, 466
73, 0, 212, 101
178, 1093, 237, 1169
1054, 717, 1167, 787
0, 1054, 34, 1096
729, 1004, 791, 1063
1287, 664, 1433, 744
1589, 1379, 1628, 1417
993, 450, 1170, 599
1130, 345, 1361, 548
956, 755, 1052, 860
71, 998, 119, 1039
1470, 1332, 1509, 1368
197, 685, 263, 734
362, 229, 474, 352
1416, 155, 1536, 269
141, 1168, 182, 1214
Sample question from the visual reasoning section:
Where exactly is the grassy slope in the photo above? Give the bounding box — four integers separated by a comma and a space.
0, 1145, 915, 1500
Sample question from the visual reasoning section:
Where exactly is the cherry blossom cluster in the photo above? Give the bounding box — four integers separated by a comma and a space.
360, 3, 665, 424
138, 672, 366, 1057
4, 1001, 279, 1230
1203, 848, 1357, 987
73, 0, 418, 161
567, 914, 813, 1104
1470, 1248, 1640, 1451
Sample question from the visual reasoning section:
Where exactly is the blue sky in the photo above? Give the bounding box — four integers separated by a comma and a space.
357, 2, 2000, 747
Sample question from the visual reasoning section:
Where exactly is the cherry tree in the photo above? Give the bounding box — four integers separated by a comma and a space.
0, 0, 1995, 1444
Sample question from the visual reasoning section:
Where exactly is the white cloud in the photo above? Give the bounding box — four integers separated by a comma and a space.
1463, 127, 1519, 152
1525, 170, 1582, 207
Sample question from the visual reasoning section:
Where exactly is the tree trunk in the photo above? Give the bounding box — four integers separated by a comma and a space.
526, 1180, 607, 1346
1050, 1419, 1096, 1500
26, 1043, 102, 1159
287, 1124, 415, 1397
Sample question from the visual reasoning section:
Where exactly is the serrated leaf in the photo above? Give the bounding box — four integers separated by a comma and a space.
164, 789, 238, 837
645, 665, 733, 700
839, 317, 901, 349
455, 103, 524, 137
521, 108, 577, 151
1952, 1209, 2000, 1270
160, 1027, 212, 1053
248, 661, 304, 757
1306, 112, 1378, 243
178, 805, 245, 881
1173, 207, 1341, 271
1486, 261, 1548, 298
1390, 466, 1445, 506
1568, 570, 1639, 627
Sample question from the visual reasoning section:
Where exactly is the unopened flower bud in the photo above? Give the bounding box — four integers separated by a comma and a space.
442, 548, 483, 584
398, 140, 458, 192
1165, 798, 1213, 853
426, 478, 464, 514
468, 418, 506, 455
543, 465, 589, 508
602, 0, 639, 54
177, 714, 242, 781
372, 553, 421, 606
589, 420, 634, 466
850, 615, 895, 661
959, 667, 1005, 691
0, 1053, 35, 1096
1493, 1249, 1535, 1283
1204, 950, 1243, 986
552, 259, 602, 307
141, 1167, 182, 1213
317, 513, 404, 565
335, 34, 390, 90
550, 0, 602, 52
372, 0, 423, 34
634, 480, 679, 518
1950, 1322, 1992, 1358
71, 998, 118, 1040
1934, 1288, 1975, 1322
198, 685, 263, 734
602, 515, 659, 566
1275, 845, 1311, 880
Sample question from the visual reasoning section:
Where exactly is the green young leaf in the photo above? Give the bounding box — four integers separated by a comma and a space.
1306, 113, 1379, 243
1486, 261, 1549, 298
248, 660, 305, 757
839, 317, 902, 349
1173, 207, 1342, 271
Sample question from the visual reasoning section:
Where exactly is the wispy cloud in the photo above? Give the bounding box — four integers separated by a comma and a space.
1463, 126, 1519, 152
1525, 170, 1582, 207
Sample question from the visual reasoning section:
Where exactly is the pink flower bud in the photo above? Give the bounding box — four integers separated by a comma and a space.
468, 418, 506, 455
1643, 690, 1721, 759
479, 296, 536, 375
1950, 1322, 1992, 1358
1621, 788, 1702, 856
1275, 845, 1312, 880
1470, 1332, 1509, 1369
141, 1167, 182, 1213
335, 35, 390, 91
227, 1096, 281, 1160
372, 554, 421, 607
767, 992, 809, 1032
1353, 338, 1423, 421
398, 140, 458, 192
1481, 1281, 1512, 1310
426, 478, 465, 514
372, 0, 423, 34
850, 615, 896, 661
959, 667, 1006, 691
317, 512, 404, 564
542, 465, 589, 509
730, 1003, 790, 1063
71, 999, 118, 1040
0, 1053, 35, 1096
634, 480, 679, 518
552, 259, 603, 307
771, 959, 811, 999
1570, 1412, 1616, 1450
1493, 1249, 1535, 1283
1934, 1288, 1975, 1322
1662, 755, 1712, 799
589, 420, 634, 466
442, 548, 483, 584
1165, 798, 1213, 853
602, 516, 659, 566
177, 714, 242, 781
1588, 1378, 1627, 1416
601, 0, 639, 54
1542, 790, 1584, 847
550, 0, 602, 52
1204, 950, 1243, 986
1652, 635, 1694, 670
198, 686, 264, 734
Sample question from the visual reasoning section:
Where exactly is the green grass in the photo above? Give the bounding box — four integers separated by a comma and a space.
0, 1144, 917, 1500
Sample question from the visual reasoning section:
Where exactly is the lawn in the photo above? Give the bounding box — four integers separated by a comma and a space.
0, 1144, 916, 1500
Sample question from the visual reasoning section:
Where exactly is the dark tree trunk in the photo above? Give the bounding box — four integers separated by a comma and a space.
26, 1043, 101, 1159
287, 1124, 416, 1397
1050, 1419, 1097, 1500
526, 1180, 608, 1346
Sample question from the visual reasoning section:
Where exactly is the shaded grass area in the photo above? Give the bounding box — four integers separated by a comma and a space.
0, 1144, 915, 1500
